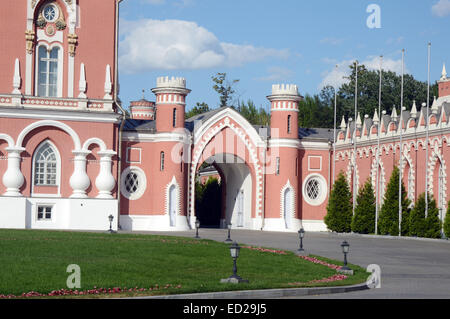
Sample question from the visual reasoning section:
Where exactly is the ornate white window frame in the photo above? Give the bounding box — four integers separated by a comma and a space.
31, 140, 61, 196
120, 166, 147, 200
302, 173, 327, 206
35, 43, 64, 98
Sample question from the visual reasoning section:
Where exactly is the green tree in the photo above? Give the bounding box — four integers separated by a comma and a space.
212, 73, 240, 108
351, 179, 376, 234
409, 193, 441, 238
443, 200, 450, 238
325, 172, 353, 232
378, 166, 410, 236
237, 100, 270, 126
185, 102, 210, 119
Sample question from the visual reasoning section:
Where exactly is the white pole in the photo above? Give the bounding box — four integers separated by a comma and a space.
425, 43, 430, 218
375, 56, 382, 235
399, 49, 405, 236
333, 64, 338, 185
353, 61, 358, 216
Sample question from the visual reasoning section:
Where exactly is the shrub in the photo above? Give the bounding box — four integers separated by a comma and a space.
409, 193, 441, 238
351, 179, 376, 234
378, 166, 410, 236
444, 200, 450, 238
325, 172, 352, 232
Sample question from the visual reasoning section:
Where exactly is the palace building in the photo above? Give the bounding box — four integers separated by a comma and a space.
0, 0, 448, 233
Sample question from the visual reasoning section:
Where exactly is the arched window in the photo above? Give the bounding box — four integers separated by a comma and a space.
173, 108, 177, 127
160, 151, 165, 171
287, 115, 291, 133
438, 164, 445, 222
37, 45, 61, 97
34, 141, 58, 186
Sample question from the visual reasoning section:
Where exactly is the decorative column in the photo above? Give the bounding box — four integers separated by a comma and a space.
2, 147, 26, 196
95, 150, 116, 199
69, 150, 91, 198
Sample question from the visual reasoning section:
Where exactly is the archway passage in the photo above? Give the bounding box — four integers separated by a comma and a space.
195, 154, 252, 229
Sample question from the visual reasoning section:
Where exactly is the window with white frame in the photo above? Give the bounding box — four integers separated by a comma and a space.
121, 166, 147, 200
37, 205, 53, 220
37, 45, 60, 97
302, 174, 327, 206
34, 142, 58, 186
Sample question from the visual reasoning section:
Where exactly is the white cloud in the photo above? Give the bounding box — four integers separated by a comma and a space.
256, 66, 293, 82
119, 19, 289, 73
432, 0, 450, 17
319, 56, 405, 89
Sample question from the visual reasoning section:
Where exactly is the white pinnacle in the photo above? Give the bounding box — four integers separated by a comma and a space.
442, 63, 447, 80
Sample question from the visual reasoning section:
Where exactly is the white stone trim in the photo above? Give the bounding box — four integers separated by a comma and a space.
400, 150, 415, 204
346, 155, 360, 195
428, 148, 447, 213
280, 179, 296, 224
16, 119, 82, 150
126, 147, 142, 164
82, 137, 107, 152
307, 155, 322, 171
31, 139, 61, 197
120, 166, 147, 200
371, 157, 386, 203
34, 42, 64, 98
189, 113, 263, 225
302, 173, 328, 206
165, 176, 181, 226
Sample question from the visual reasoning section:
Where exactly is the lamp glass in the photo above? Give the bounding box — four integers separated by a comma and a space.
195, 220, 200, 228
227, 223, 232, 230
108, 214, 113, 222
230, 242, 240, 258
299, 228, 305, 238
341, 241, 349, 253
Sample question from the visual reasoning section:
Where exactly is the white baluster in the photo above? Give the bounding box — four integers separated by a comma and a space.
2, 146, 25, 196
69, 150, 91, 198
95, 150, 116, 198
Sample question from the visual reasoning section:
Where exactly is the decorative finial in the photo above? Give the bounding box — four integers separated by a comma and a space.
441, 63, 447, 80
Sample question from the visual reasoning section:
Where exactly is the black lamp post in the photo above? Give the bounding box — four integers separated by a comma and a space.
226, 242, 248, 283
340, 241, 351, 270
298, 228, 305, 252
195, 219, 200, 239
108, 214, 116, 233
225, 222, 232, 243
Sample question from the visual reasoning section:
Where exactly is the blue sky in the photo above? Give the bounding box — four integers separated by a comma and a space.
118, 0, 450, 113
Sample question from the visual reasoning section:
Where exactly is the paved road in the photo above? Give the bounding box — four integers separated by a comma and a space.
127, 228, 450, 299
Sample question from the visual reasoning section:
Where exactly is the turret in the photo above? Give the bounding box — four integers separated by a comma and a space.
438, 63, 450, 98
129, 91, 155, 120
152, 76, 191, 132
267, 84, 303, 139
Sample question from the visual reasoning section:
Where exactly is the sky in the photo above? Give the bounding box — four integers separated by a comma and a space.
117, 0, 450, 113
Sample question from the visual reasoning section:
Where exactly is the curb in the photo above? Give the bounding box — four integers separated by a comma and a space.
329, 232, 450, 243
132, 282, 370, 299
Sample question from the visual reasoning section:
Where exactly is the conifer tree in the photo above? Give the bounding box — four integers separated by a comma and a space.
443, 200, 450, 238
378, 166, 410, 236
409, 192, 441, 238
351, 179, 376, 234
325, 172, 352, 232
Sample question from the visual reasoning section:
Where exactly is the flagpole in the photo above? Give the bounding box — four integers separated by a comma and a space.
399, 49, 405, 236
375, 56, 382, 235
353, 60, 358, 216
425, 42, 431, 218
333, 64, 338, 185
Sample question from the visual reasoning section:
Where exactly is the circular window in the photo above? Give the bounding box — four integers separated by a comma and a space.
43, 4, 58, 23
302, 174, 327, 206
121, 167, 146, 200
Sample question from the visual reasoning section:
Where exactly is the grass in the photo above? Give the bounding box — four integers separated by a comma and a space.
0, 229, 369, 298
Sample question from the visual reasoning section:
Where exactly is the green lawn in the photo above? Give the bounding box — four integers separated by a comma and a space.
0, 229, 368, 298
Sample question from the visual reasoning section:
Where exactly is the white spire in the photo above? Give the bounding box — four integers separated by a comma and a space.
431, 96, 438, 114
104, 64, 112, 100
78, 63, 87, 99
442, 63, 447, 80
12, 58, 21, 95
391, 106, 398, 120
356, 112, 362, 128
340, 115, 346, 130
373, 109, 379, 124
410, 100, 417, 118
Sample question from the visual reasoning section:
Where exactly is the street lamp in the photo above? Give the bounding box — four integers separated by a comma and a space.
298, 228, 305, 253
223, 242, 248, 283
195, 219, 200, 239
340, 241, 351, 270
107, 214, 116, 233
225, 222, 232, 243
